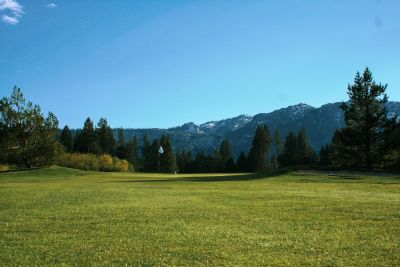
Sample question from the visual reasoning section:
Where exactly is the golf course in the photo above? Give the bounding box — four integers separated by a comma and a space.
1, 167, 399, 266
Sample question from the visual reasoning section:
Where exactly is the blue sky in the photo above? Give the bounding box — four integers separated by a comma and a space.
1, 0, 399, 128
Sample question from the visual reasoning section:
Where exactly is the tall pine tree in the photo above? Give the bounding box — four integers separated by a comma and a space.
295, 128, 316, 165
96, 118, 116, 155
219, 138, 235, 172
331, 67, 391, 168
248, 125, 272, 172
60, 125, 73, 152
279, 132, 297, 167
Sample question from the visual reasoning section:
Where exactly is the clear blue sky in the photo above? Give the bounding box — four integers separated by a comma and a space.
1, 0, 399, 128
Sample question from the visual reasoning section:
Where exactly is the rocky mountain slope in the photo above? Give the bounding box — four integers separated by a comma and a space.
120, 102, 400, 158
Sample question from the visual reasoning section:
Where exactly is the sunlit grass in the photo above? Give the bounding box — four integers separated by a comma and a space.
1, 167, 399, 266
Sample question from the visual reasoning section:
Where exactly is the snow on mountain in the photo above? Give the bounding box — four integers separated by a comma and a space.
200, 114, 253, 133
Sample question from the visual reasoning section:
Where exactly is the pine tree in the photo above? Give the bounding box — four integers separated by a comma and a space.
117, 128, 125, 147
176, 149, 193, 173
149, 138, 161, 172
193, 151, 208, 173
115, 128, 127, 159
236, 151, 248, 172
273, 129, 283, 168
248, 125, 272, 172
331, 67, 391, 168
279, 132, 297, 167
219, 138, 235, 172
383, 122, 400, 169
79, 118, 97, 154
159, 135, 176, 173
0, 87, 60, 167
60, 125, 73, 152
141, 134, 151, 171
319, 145, 332, 166
125, 136, 138, 165
295, 128, 316, 165
96, 118, 116, 155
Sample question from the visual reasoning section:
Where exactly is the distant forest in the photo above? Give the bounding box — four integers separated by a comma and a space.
1, 67, 400, 172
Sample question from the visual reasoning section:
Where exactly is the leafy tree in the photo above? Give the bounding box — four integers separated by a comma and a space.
159, 135, 176, 173
248, 125, 272, 172
60, 125, 73, 152
0, 87, 60, 167
331, 67, 392, 168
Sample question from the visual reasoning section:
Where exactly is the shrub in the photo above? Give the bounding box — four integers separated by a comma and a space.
57, 153, 132, 172
0, 164, 9, 172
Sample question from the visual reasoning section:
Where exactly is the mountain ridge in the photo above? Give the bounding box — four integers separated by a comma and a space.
119, 101, 400, 158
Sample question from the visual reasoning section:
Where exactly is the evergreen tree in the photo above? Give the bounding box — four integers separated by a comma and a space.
73, 130, 82, 152
279, 132, 297, 167
60, 125, 73, 152
0, 87, 60, 167
117, 128, 125, 147
141, 133, 151, 172
125, 136, 138, 165
273, 129, 283, 168
79, 118, 97, 154
273, 129, 283, 157
96, 118, 116, 155
176, 149, 193, 173
115, 128, 127, 159
159, 135, 176, 173
149, 138, 161, 172
295, 128, 316, 164
382, 121, 400, 169
319, 145, 332, 166
219, 138, 235, 172
248, 125, 272, 172
193, 151, 208, 173
236, 151, 248, 172
331, 67, 392, 168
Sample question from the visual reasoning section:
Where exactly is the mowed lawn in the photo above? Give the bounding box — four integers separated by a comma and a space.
0, 167, 399, 266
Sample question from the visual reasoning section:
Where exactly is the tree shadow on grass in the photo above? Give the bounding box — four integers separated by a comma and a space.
0, 167, 43, 174
113, 170, 290, 183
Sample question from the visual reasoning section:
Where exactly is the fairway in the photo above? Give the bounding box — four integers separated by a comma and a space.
1, 167, 399, 266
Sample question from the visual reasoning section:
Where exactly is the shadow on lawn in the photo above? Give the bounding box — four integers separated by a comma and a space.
114, 170, 290, 183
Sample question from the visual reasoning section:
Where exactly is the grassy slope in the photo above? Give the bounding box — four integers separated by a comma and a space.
0, 167, 399, 266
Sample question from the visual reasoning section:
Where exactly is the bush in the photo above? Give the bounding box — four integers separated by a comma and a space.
0, 164, 9, 172
57, 153, 132, 172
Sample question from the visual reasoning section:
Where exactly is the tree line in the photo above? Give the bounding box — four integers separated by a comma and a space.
1, 67, 400, 172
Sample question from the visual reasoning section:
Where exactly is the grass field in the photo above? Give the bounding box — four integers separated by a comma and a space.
1, 167, 400, 266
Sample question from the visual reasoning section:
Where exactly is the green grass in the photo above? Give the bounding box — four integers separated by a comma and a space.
1, 167, 400, 266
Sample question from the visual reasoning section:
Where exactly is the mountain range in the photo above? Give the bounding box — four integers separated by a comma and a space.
119, 102, 400, 158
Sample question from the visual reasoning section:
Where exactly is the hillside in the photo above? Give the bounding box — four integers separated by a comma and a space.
119, 101, 400, 158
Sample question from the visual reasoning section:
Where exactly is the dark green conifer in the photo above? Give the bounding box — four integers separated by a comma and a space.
60, 125, 73, 152
248, 125, 272, 172
331, 67, 391, 168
